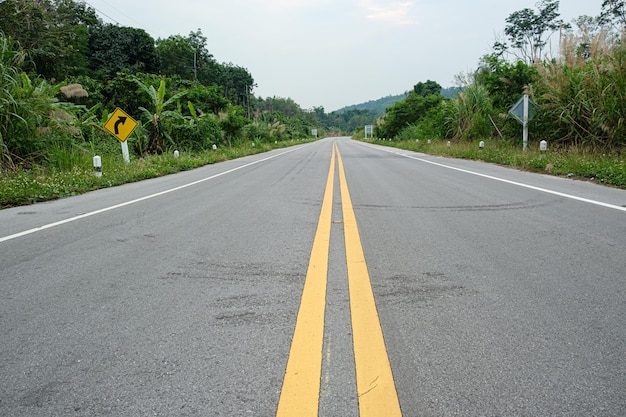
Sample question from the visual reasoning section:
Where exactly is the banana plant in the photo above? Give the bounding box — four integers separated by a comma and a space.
71, 103, 107, 142
135, 78, 187, 154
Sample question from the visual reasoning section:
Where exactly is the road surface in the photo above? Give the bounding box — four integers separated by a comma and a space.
1, 137, 625, 416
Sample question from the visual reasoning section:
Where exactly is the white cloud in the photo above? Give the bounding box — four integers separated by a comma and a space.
273, 0, 332, 8
361, 0, 417, 25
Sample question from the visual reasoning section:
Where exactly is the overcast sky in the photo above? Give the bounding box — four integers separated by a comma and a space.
88, 0, 602, 111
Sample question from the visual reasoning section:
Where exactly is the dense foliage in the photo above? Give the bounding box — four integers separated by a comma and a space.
0, 0, 325, 171
372, 0, 626, 152
375, 81, 444, 139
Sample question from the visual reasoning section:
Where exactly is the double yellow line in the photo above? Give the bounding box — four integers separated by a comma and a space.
277, 142, 402, 416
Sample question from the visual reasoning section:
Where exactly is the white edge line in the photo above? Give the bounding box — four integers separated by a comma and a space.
360, 142, 626, 213
0, 147, 301, 243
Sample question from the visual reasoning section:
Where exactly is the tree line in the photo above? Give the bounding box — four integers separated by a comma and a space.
0, 0, 337, 170
374, 0, 626, 150
0, 0, 253, 106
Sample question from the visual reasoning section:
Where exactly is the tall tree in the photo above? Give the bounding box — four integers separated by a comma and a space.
88, 24, 158, 80
157, 30, 218, 83
600, 0, 626, 27
156, 35, 199, 80
0, 0, 99, 79
475, 54, 538, 110
218, 63, 254, 108
502, 0, 568, 63
188, 29, 216, 80
156, 30, 255, 107
413, 80, 442, 97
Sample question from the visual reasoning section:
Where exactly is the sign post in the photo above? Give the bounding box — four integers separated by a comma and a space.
364, 125, 373, 139
104, 107, 138, 164
523, 94, 529, 152
508, 94, 536, 152
121, 141, 130, 164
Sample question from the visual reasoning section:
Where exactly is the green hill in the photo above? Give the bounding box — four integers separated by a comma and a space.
335, 94, 407, 116
335, 87, 461, 117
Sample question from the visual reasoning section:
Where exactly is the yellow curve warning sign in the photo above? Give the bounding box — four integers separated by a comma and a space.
104, 108, 138, 142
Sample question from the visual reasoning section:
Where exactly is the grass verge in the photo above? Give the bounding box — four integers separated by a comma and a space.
0, 140, 309, 209
364, 138, 626, 189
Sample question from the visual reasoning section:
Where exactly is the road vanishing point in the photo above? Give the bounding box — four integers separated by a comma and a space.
1, 137, 625, 416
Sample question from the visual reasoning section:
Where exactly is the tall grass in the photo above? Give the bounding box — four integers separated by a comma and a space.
443, 84, 495, 140
534, 29, 626, 149
0, 35, 25, 168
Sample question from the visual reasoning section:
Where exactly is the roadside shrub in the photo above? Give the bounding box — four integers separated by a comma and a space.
197, 114, 223, 147
414, 104, 447, 139
244, 121, 272, 143
170, 114, 223, 150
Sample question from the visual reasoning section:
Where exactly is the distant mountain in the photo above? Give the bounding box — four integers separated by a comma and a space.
334, 87, 461, 116
334, 94, 407, 116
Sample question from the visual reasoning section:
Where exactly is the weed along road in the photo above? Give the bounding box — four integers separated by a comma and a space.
1, 137, 626, 416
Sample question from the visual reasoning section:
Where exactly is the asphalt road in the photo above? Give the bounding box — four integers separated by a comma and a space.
1, 137, 625, 416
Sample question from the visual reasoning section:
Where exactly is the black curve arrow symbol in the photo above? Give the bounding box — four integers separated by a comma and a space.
114, 116, 127, 134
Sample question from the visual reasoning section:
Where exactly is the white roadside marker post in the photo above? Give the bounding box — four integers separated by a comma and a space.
93, 155, 102, 177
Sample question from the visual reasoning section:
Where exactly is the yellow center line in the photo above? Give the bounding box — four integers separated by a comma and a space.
276, 143, 336, 417
336, 142, 403, 417
277, 142, 402, 416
